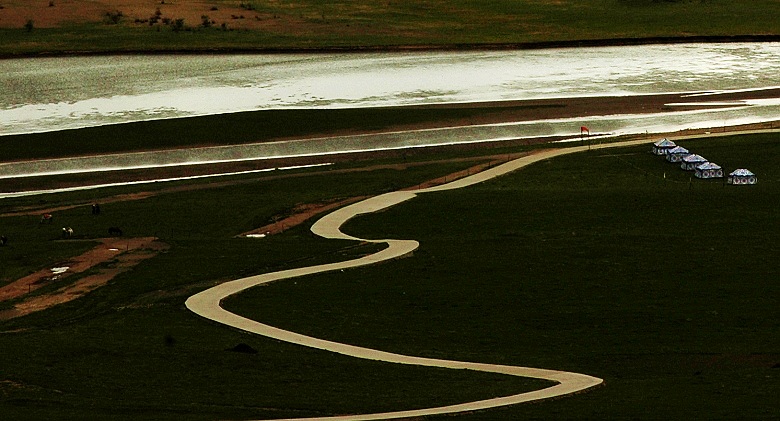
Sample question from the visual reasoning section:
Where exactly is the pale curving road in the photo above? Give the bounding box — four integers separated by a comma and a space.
185, 136, 712, 420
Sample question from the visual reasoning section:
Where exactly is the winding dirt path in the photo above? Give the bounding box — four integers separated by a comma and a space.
188, 129, 779, 419
188, 142, 670, 420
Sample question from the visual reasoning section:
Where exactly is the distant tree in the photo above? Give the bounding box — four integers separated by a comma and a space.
105, 10, 123, 24
172, 18, 185, 32
24, 19, 34, 32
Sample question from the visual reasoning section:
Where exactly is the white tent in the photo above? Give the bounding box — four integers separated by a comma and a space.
665, 146, 690, 163
728, 169, 757, 185
652, 138, 677, 155
680, 154, 707, 170
695, 162, 723, 179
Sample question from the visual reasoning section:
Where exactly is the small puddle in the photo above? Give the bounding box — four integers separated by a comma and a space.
50, 267, 69, 275
49, 266, 69, 280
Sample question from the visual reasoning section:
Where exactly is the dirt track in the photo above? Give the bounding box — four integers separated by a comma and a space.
185, 146, 620, 420
187, 128, 780, 420
0, 154, 518, 319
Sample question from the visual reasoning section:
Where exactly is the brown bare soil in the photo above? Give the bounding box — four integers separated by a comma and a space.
0, 0, 278, 30
0, 236, 168, 320
241, 196, 368, 238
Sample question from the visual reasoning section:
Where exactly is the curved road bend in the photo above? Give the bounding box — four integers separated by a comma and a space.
185, 137, 689, 420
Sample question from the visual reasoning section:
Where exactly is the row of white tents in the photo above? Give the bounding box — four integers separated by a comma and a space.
652, 138, 757, 184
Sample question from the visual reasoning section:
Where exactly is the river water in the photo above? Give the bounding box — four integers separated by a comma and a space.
2, 42, 780, 136
1, 43, 779, 183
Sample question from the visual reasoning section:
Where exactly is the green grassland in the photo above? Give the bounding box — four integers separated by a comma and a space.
1, 156, 557, 420
3, 0, 779, 416
224, 133, 780, 419
2, 0, 780, 56
2, 131, 777, 419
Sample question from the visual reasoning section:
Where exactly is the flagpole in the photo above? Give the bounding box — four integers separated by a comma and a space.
581, 126, 590, 150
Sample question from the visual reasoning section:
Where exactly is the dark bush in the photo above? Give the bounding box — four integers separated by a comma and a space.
105, 10, 123, 24
172, 18, 185, 32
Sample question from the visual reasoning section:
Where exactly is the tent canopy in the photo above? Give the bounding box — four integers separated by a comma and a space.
682, 154, 707, 163
653, 138, 676, 147
696, 162, 721, 170
667, 146, 689, 154
730, 169, 754, 176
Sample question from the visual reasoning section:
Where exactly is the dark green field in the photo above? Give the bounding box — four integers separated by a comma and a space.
1, 130, 778, 419
225, 133, 780, 419
3, 0, 780, 417
0, 157, 553, 420
2, 0, 780, 56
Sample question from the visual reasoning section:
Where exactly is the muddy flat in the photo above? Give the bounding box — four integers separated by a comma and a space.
0, 236, 167, 320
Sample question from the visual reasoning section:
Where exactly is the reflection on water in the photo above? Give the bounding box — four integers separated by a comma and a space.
1, 43, 779, 181
2, 43, 780, 136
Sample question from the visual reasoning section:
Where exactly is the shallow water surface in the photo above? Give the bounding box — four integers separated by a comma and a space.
2, 43, 779, 136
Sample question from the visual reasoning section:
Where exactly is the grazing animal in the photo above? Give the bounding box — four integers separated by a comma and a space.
108, 226, 123, 237
40, 213, 53, 224
61, 227, 74, 238
0, 235, 7, 246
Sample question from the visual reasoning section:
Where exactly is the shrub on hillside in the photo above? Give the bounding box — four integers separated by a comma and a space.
105, 10, 123, 24
172, 18, 185, 32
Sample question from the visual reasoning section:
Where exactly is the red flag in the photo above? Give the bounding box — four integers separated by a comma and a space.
580, 126, 590, 133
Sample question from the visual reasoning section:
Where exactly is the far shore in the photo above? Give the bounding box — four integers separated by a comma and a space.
3, 35, 780, 60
